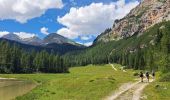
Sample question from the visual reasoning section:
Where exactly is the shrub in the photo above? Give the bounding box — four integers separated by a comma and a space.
133, 72, 139, 76
159, 73, 170, 82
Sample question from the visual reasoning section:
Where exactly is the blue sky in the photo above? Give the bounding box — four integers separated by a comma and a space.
0, 0, 140, 46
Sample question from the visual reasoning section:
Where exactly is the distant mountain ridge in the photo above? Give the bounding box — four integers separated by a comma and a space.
94, 0, 170, 43
1, 33, 84, 47
2, 33, 21, 42
43, 33, 82, 47
0, 38, 85, 54
0, 33, 85, 54
2, 33, 43, 45
22, 36, 43, 45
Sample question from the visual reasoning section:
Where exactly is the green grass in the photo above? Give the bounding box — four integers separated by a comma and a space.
0, 64, 136, 100
142, 72, 170, 100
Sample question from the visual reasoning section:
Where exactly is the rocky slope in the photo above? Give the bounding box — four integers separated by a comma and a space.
43, 33, 81, 46
2, 33, 21, 42
2, 33, 42, 45
1, 33, 84, 47
1, 33, 85, 54
95, 0, 170, 43
22, 36, 43, 45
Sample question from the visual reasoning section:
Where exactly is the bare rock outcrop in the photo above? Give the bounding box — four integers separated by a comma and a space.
95, 0, 170, 43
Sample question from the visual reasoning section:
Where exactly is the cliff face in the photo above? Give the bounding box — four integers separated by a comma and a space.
95, 0, 170, 43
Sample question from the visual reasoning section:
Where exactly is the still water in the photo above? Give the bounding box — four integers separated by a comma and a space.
0, 79, 36, 100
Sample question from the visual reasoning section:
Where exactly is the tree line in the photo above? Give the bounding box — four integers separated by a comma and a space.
0, 41, 68, 73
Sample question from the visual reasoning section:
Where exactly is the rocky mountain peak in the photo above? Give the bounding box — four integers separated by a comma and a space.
95, 0, 170, 43
43, 33, 83, 47
22, 36, 42, 45
2, 33, 21, 42
0, 32, 84, 47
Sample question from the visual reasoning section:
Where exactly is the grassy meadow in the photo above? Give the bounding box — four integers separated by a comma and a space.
0, 64, 136, 100
142, 72, 170, 100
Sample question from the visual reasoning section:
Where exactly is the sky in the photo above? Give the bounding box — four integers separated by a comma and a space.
0, 0, 140, 46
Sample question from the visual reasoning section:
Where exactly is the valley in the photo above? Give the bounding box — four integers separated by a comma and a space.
1, 64, 169, 100
0, 64, 137, 100
0, 0, 169, 100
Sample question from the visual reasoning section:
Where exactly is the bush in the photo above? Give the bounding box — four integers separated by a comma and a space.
133, 72, 139, 76
159, 73, 170, 82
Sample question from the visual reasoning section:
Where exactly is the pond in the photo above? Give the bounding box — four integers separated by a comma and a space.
0, 79, 37, 100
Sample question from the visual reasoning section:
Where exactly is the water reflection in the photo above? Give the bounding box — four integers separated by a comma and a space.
0, 79, 36, 100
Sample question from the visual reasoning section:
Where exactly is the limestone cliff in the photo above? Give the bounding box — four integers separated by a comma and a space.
95, 0, 170, 43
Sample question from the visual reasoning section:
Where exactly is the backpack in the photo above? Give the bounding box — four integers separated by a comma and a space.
146, 72, 149, 77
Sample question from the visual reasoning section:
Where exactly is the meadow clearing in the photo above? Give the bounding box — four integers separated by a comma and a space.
0, 64, 136, 100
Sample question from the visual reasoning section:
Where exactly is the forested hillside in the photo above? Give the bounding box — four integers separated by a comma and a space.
0, 40, 68, 73
63, 21, 170, 73
0, 38, 84, 55
1, 21, 169, 74
62, 0, 170, 74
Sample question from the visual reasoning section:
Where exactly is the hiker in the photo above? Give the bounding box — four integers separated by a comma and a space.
140, 72, 144, 82
152, 71, 155, 80
146, 72, 150, 82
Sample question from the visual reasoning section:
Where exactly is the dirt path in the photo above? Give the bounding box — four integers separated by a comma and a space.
105, 78, 153, 100
0, 77, 15, 80
109, 63, 117, 71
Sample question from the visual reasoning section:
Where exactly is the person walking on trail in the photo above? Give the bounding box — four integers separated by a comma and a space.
152, 71, 155, 80
140, 72, 144, 82
146, 72, 150, 82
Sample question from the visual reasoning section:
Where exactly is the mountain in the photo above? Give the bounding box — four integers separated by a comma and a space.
94, 0, 170, 43
1, 33, 84, 47
2, 33, 42, 45
0, 33, 85, 54
22, 36, 43, 45
0, 38, 84, 54
63, 0, 170, 72
64, 20, 170, 69
2, 33, 21, 42
43, 33, 82, 46
0, 38, 48, 52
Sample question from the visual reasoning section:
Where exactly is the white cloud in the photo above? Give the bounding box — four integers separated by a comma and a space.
0, 31, 36, 39
41, 27, 49, 35
57, 28, 79, 39
57, 0, 139, 39
0, 0, 64, 23
84, 42, 93, 46
80, 35, 92, 41
0, 31, 10, 37
76, 41, 92, 47
13, 32, 36, 39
